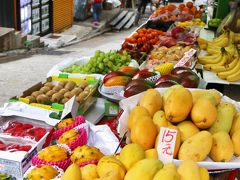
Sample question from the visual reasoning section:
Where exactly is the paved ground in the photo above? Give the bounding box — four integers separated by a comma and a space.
0, 28, 135, 106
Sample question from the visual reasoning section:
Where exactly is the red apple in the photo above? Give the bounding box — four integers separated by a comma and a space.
133, 69, 157, 79
180, 73, 200, 88
171, 67, 193, 75
155, 80, 179, 88
155, 74, 181, 87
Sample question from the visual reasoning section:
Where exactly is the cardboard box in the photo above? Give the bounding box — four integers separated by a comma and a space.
0, 77, 99, 126
0, 116, 53, 180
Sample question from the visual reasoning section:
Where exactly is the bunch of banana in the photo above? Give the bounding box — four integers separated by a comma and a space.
207, 31, 230, 48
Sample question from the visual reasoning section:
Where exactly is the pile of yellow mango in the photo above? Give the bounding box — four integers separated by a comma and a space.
127, 86, 240, 162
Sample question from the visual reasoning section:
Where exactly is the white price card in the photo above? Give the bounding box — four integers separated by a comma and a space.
157, 127, 177, 164
174, 48, 197, 68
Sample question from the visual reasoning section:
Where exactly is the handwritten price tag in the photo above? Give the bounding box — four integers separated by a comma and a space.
174, 48, 197, 68
157, 127, 177, 164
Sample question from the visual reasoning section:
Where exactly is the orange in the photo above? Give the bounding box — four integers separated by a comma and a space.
179, 3, 185, 10
186, 2, 194, 9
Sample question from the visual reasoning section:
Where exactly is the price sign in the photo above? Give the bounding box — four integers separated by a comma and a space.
157, 127, 177, 164
174, 48, 197, 68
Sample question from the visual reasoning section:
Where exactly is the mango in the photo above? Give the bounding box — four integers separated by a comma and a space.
153, 163, 180, 180
199, 167, 210, 180
61, 163, 82, 180
231, 129, 240, 156
164, 88, 193, 123
209, 102, 236, 134
124, 159, 163, 180
177, 121, 200, 143
177, 160, 201, 180
128, 106, 150, 130
162, 85, 183, 106
97, 156, 126, 180
210, 131, 234, 162
155, 125, 181, 158
152, 110, 169, 132
178, 131, 213, 162
145, 149, 158, 159
230, 112, 240, 136
119, 143, 145, 170
81, 164, 99, 180
191, 98, 217, 129
191, 89, 221, 105
131, 116, 158, 150
104, 76, 131, 87
139, 89, 162, 117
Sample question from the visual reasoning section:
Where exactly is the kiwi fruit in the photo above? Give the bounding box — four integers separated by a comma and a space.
25, 96, 36, 103
52, 85, 64, 92
44, 82, 54, 89
39, 86, 51, 94
78, 81, 88, 89
58, 80, 68, 87
65, 81, 76, 91
64, 91, 75, 99
77, 94, 85, 104
31, 91, 42, 98
59, 88, 69, 95
84, 86, 92, 92
46, 90, 56, 97
60, 98, 69, 104
36, 94, 50, 104
71, 88, 83, 96
51, 93, 63, 103
81, 91, 89, 97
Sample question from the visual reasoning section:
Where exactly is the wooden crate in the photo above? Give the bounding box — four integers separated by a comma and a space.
52, 0, 73, 33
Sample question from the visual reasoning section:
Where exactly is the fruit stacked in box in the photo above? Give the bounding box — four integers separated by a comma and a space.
151, 2, 203, 22
119, 87, 240, 165
26, 131, 211, 180
20, 79, 96, 106
0, 117, 51, 153
197, 30, 240, 82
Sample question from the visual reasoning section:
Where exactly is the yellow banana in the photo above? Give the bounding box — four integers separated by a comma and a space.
226, 67, 240, 82
204, 52, 229, 70
213, 32, 229, 43
208, 37, 229, 48
209, 55, 238, 73
198, 53, 222, 65
217, 59, 240, 79
207, 45, 221, 54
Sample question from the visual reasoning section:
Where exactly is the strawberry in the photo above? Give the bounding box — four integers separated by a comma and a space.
12, 130, 25, 137
22, 124, 33, 129
6, 144, 20, 151
0, 141, 6, 151
18, 145, 32, 152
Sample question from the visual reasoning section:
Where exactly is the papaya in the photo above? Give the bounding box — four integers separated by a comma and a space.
210, 131, 234, 162
191, 89, 221, 105
231, 129, 240, 156
209, 102, 236, 134
230, 112, 240, 136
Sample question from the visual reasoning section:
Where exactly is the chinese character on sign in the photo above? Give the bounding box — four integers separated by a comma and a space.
157, 127, 177, 164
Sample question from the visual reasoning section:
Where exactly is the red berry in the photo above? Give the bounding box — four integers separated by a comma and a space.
18, 145, 32, 152
22, 124, 33, 129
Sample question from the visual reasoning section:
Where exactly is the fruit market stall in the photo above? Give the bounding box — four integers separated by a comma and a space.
0, 1, 240, 180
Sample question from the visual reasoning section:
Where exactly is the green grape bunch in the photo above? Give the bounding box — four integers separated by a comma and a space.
62, 50, 131, 74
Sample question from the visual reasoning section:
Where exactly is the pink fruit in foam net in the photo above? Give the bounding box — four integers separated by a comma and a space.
171, 27, 185, 39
